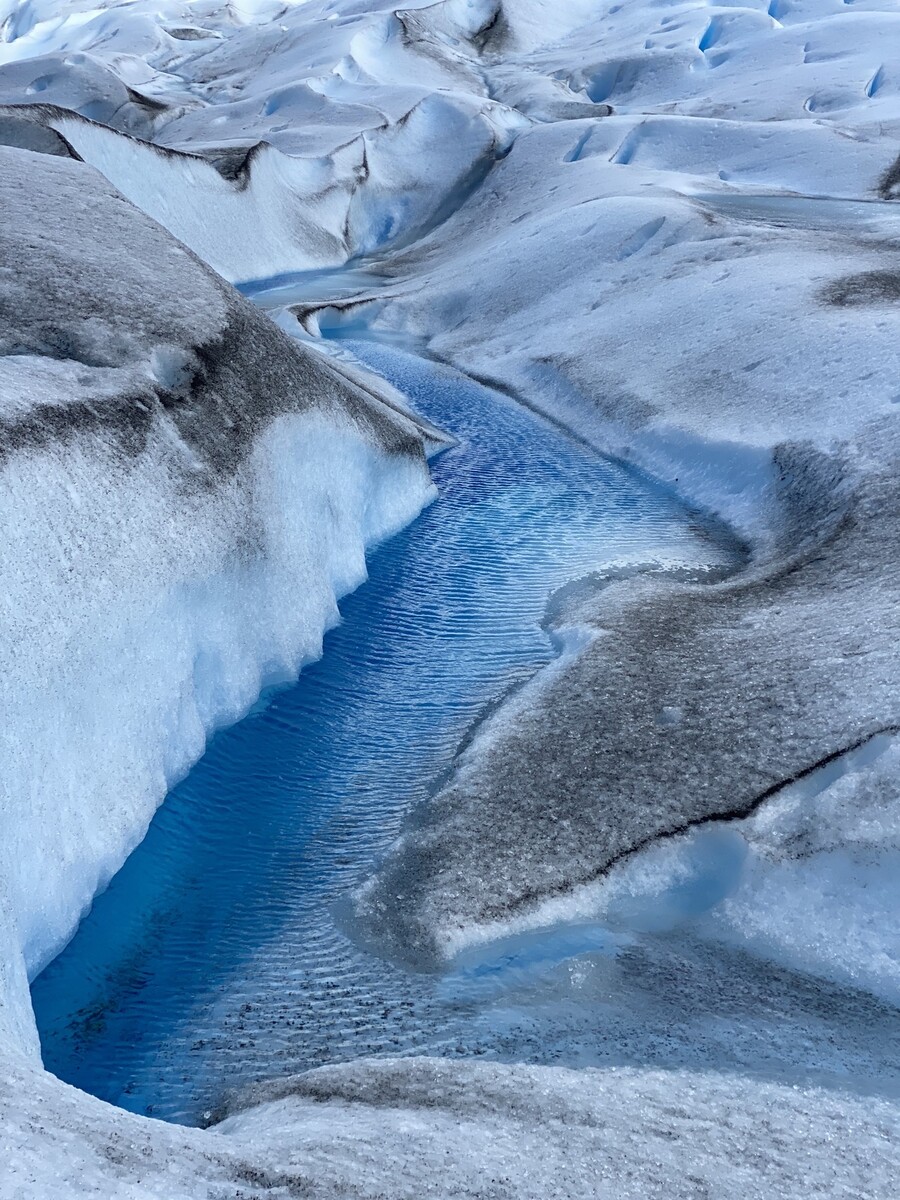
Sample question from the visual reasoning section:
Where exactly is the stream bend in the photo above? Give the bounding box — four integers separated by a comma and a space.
32, 338, 738, 1125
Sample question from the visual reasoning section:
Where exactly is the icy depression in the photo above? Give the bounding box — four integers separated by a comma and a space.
3, 0, 900, 1196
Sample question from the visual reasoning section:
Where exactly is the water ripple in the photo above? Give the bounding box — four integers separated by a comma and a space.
32, 342, 741, 1124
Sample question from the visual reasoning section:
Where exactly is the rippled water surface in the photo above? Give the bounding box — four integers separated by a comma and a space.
32, 339, 738, 1124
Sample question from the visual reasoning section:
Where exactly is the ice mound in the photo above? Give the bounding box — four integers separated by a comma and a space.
0, 143, 435, 1054
212, 1057, 900, 1199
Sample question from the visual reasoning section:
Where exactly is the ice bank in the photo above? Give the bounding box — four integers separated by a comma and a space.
0, 143, 436, 1057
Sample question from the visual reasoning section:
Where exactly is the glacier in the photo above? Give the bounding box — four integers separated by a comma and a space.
2, 0, 900, 1196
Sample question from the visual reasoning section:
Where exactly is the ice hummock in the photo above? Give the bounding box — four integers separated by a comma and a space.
0, 143, 435, 1056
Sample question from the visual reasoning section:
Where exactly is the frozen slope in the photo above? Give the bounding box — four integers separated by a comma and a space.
0, 142, 436, 1056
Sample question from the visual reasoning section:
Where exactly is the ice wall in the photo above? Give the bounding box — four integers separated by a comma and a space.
0, 143, 435, 1055
45, 95, 517, 281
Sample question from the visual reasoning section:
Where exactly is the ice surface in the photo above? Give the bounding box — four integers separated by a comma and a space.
2, 0, 900, 1195
316, 3, 900, 977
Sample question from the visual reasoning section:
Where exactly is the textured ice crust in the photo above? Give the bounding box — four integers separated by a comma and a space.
0, 143, 434, 1056
215, 1058, 900, 1200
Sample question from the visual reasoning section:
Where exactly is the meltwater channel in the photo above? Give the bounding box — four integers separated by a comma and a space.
32, 338, 735, 1125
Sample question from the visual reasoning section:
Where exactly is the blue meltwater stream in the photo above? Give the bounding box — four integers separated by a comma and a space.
31, 335, 736, 1125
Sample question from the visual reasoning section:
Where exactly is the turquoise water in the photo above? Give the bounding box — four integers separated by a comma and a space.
31, 340, 733, 1125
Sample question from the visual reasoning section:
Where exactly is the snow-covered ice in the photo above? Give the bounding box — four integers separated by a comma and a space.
2, 0, 900, 1195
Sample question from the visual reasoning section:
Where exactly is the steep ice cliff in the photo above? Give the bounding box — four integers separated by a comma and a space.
0, 142, 436, 1055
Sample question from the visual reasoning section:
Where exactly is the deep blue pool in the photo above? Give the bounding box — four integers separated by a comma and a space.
31, 340, 735, 1124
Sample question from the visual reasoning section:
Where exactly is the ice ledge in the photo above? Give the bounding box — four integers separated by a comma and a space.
0, 145, 436, 1063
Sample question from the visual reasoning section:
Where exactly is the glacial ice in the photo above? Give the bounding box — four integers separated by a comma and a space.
0, 143, 435, 1057
30, 339, 735, 1125
1, 0, 900, 1195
